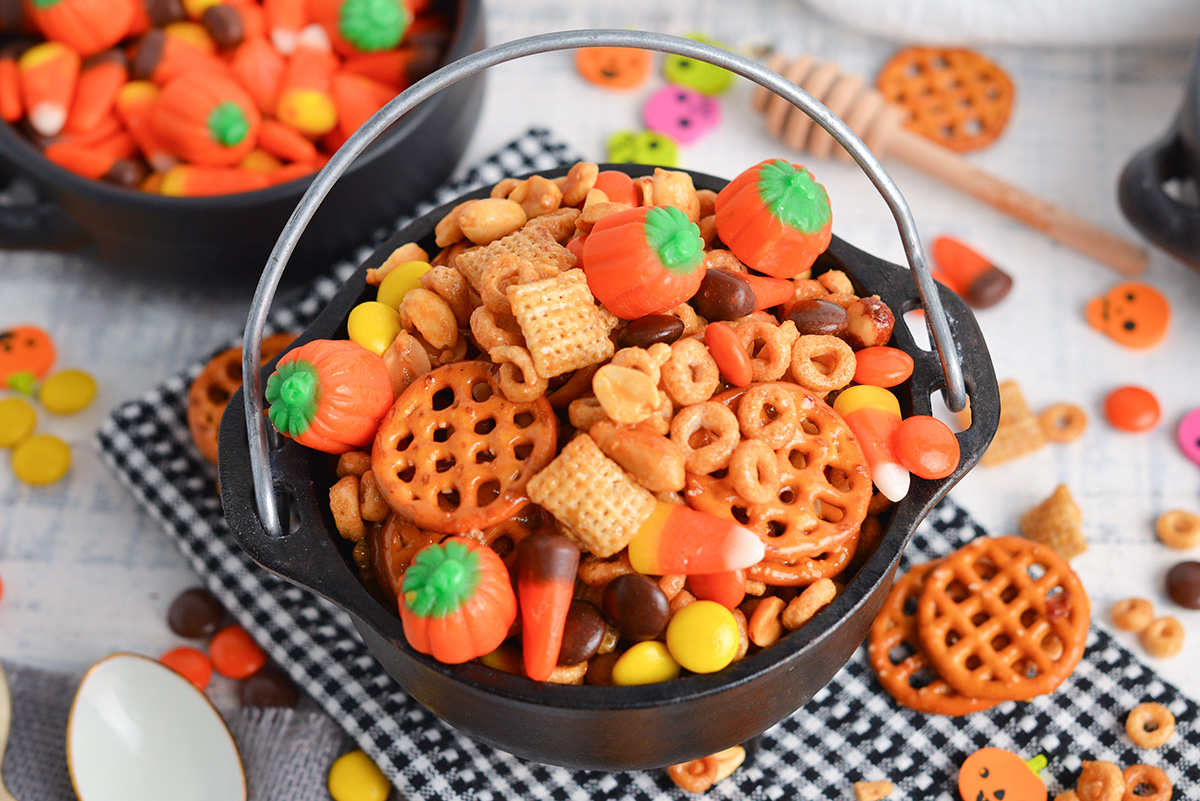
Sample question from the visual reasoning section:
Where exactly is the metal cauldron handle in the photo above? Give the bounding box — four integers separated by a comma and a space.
241, 29, 968, 538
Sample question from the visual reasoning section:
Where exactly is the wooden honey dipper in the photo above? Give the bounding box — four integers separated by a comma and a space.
754, 53, 1148, 276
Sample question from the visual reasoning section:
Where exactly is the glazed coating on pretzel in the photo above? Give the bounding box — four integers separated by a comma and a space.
685, 383, 872, 586
371, 361, 558, 534
916, 535, 1090, 701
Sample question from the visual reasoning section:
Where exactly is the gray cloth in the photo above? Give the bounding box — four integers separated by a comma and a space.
1, 661, 370, 801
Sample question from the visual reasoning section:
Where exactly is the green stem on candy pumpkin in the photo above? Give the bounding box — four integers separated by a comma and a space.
340, 0, 409, 52
207, 102, 250, 147
265, 359, 320, 438
756, 159, 831, 235
643, 206, 704, 276
402, 540, 482, 618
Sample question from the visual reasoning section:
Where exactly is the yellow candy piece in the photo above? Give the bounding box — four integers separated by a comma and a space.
38, 369, 97, 414
277, 88, 338, 137
328, 750, 390, 801
376, 260, 432, 309
11, 433, 70, 485
665, 600, 739, 674
611, 641, 681, 686
347, 301, 402, 356
0, 397, 37, 448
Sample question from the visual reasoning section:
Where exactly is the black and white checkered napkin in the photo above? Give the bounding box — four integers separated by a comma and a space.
96, 130, 1198, 800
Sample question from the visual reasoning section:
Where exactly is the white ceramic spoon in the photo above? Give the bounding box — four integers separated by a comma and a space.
0, 663, 18, 801
67, 653, 246, 801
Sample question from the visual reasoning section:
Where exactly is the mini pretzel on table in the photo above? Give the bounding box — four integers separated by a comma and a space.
752, 52, 1147, 276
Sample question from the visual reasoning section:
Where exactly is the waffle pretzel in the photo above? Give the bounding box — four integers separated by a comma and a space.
876, 47, 1014, 153
371, 361, 558, 534
187, 332, 296, 464
685, 383, 872, 586
917, 535, 1090, 701
868, 561, 998, 716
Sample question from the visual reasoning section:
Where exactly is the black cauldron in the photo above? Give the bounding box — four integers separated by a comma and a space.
218, 163, 1000, 772
0, 0, 484, 285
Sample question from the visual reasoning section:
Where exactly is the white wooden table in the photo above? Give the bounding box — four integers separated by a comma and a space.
2, 0, 1199, 703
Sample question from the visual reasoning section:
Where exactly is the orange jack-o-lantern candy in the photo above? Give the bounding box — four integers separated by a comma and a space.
713, 158, 832, 278
958, 747, 1047, 801
0, 325, 56, 393
1084, 281, 1169, 349
575, 45, 652, 90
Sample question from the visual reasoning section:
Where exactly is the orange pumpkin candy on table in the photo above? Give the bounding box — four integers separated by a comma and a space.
0, 325, 55, 393
714, 158, 833, 279
264, 338, 393, 454
575, 45, 653, 90
958, 747, 1047, 801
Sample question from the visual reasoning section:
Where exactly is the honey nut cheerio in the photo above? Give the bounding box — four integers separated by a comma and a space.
257, 158, 954, 699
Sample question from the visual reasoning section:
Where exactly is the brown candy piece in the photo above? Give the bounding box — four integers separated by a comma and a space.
1165, 561, 1200, 609
781, 299, 848, 336
619, 314, 684, 350
690, 269, 755, 322
144, 0, 185, 25
602, 574, 670, 641
240, 667, 299, 708
558, 600, 607, 666
202, 3, 245, 49
167, 587, 226, 638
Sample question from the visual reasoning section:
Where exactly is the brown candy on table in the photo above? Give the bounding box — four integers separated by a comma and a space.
1165, 560, 1200, 609
619, 314, 685, 350
167, 587, 226, 639
240, 667, 299, 708
144, 0, 185, 25
558, 600, 607, 666
602, 574, 670, 641
690, 269, 755, 322
781, 299, 848, 336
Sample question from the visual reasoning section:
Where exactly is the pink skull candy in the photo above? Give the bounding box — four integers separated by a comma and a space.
1179, 408, 1200, 469
642, 86, 721, 145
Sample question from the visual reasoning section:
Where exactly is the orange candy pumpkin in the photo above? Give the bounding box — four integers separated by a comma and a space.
28, 0, 137, 57
575, 45, 652, 90
265, 338, 393, 454
152, 71, 262, 167
0, 325, 56, 391
958, 747, 1046, 801
714, 158, 832, 279
1084, 281, 1170, 349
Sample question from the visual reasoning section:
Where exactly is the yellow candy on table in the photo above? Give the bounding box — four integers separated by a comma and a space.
346, 301, 402, 356
38, 368, 97, 414
665, 600, 739, 674
0, 397, 37, 448
376, 261, 433, 309
11, 433, 70, 485
328, 750, 390, 801
611, 641, 681, 686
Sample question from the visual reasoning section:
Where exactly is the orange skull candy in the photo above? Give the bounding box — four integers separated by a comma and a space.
958, 747, 1047, 801
575, 46, 653, 90
0, 325, 56, 391
1085, 281, 1169, 349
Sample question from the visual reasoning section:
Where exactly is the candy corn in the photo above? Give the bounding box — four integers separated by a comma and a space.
0, 44, 23, 123
230, 36, 284, 114
158, 163, 269, 195
263, 0, 307, 54
275, 28, 338, 136
115, 80, 176, 171
931, 235, 1013, 309
627, 502, 766, 576
516, 533, 580, 682
63, 50, 127, 134
18, 41, 79, 136
330, 69, 393, 139
740, 272, 794, 311
833, 384, 910, 502
258, 117, 317, 163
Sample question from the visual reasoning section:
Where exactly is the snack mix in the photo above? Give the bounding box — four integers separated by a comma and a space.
261, 158, 966, 696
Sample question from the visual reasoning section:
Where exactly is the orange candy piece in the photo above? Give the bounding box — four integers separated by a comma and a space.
894, 414, 960, 480
704, 321, 752, 387
1085, 281, 1169, 349
209, 624, 268, 679
160, 646, 214, 690
575, 46, 653, 90
1, 325, 56, 389
853, 345, 914, 388
687, 569, 746, 610
1104, 385, 1160, 432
